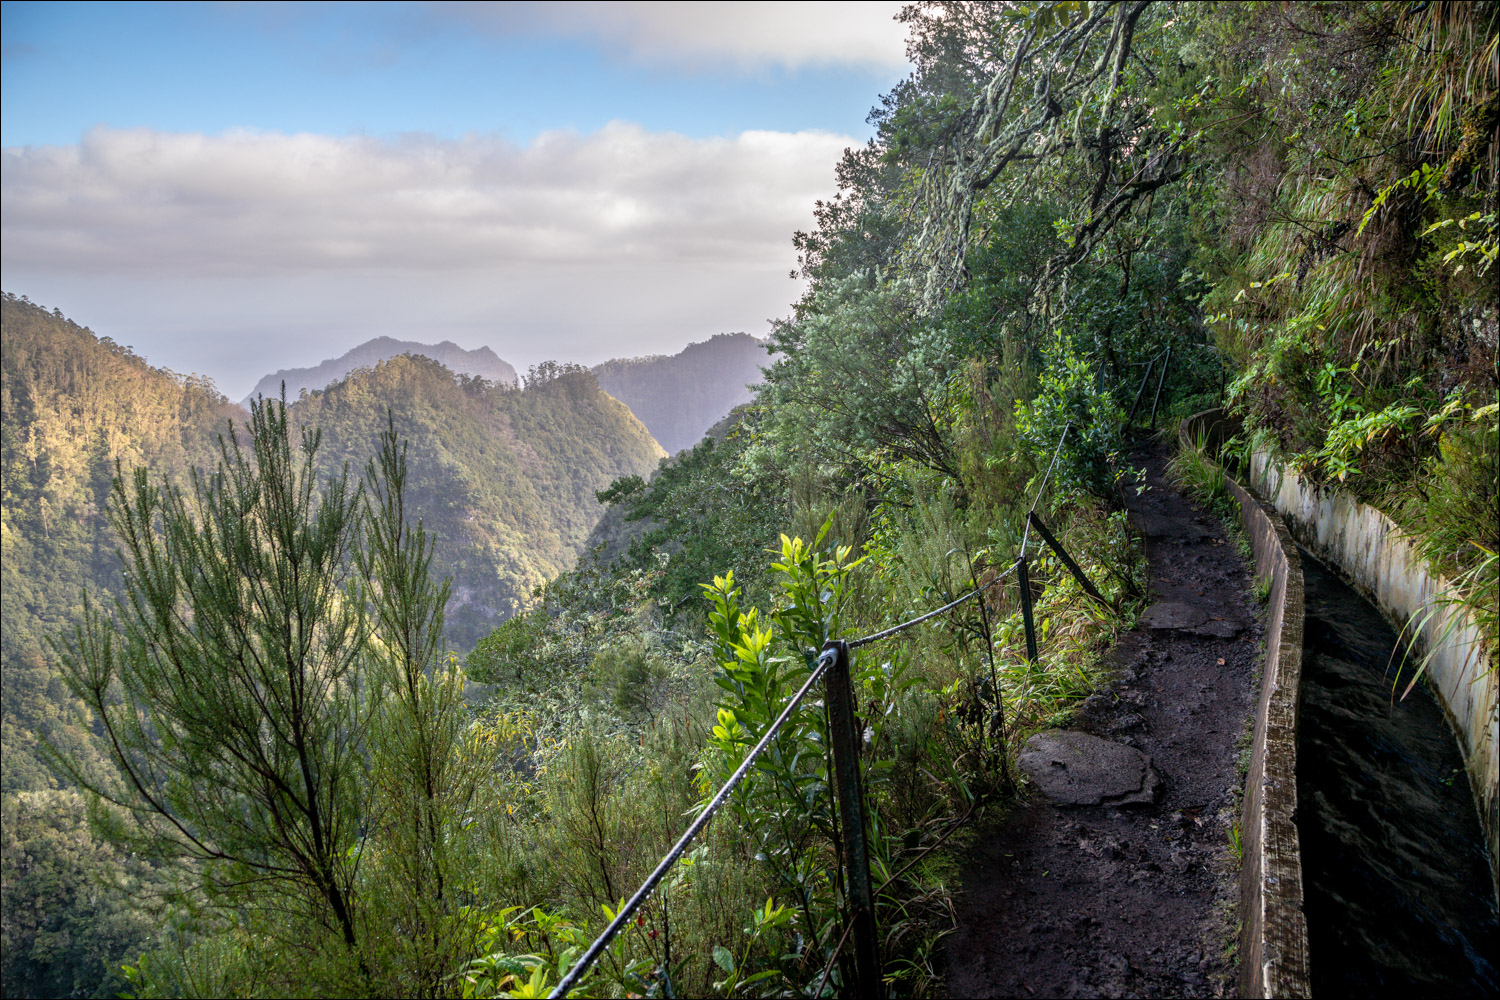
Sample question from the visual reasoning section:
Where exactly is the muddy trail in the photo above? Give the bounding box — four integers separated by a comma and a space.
944, 440, 1257, 999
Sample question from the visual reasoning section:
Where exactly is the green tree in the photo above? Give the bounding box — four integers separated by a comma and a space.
357, 418, 482, 996
0, 790, 160, 999
50, 397, 453, 978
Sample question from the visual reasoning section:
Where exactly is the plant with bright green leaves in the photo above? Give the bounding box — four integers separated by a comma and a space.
699, 521, 976, 995
1016, 333, 1125, 499
711, 899, 794, 996
460, 904, 651, 1000
699, 529, 862, 987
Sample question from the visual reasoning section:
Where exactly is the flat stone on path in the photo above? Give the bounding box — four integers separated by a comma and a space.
1129, 511, 1215, 540
1140, 600, 1208, 629
1141, 600, 1244, 638
1019, 730, 1162, 807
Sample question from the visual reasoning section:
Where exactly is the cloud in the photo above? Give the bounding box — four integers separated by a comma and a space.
2, 124, 851, 396
2, 123, 852, 276
436, 1, 910, 72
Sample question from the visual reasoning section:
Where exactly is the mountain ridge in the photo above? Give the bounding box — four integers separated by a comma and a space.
592, 331, 771, 455
243, 335, 519, 405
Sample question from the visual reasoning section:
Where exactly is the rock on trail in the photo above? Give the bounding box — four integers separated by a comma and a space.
1020, 731, 1162, 808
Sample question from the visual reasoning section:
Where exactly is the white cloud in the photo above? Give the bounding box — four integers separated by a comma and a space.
2, 123, 851, 274
437, 1, 910, 71
1, 124, 850, 396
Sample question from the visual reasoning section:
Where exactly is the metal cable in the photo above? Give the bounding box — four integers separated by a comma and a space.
548, 647, 838, 998
550, 419, 1075, 995
1019, 420, 1070, 557
846, 559, 1019, 649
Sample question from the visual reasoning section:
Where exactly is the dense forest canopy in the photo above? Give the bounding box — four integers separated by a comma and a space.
2, 2, 1495, 997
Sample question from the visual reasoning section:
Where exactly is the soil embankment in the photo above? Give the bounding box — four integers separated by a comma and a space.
945, 441, 1256, 998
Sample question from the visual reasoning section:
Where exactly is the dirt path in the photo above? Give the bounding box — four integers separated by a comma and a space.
944, 441, 1258, 998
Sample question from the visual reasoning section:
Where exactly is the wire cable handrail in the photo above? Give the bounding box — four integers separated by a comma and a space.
549, 647, 838, 997
847, 558, 1020, 649
547, 422, 1082, 997
1019, 419, 1070, 558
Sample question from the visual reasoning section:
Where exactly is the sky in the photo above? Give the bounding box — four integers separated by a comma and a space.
1, 1, 910, 399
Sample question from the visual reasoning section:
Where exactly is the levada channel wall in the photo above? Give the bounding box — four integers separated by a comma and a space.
1181, 409, 1311, 999
1245, 436, 1499, 897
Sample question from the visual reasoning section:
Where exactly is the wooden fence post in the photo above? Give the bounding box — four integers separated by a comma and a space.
823, 640, 882, 999
1016, 557, 1039, 664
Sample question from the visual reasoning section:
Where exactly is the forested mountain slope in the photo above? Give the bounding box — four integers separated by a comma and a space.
1, 292, 241, 793
1, 298, 663, 793
243, 335, 518, 406
293, 357, 664, 647
593, 332, 769, 455
1, 299, 664, 996
1, 293, 237, 996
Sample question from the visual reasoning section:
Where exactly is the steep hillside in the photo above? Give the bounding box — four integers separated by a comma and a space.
584, 405, 748, 569
1, 292, 240, 793
1, 296, 662, 995
593, 332, 770, 455
291, 357, 665, 647
1, 298, 664, 792
244, 335, 518, 405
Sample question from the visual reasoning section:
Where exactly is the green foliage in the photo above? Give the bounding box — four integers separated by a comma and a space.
1015, 334, 1127, 500
466, 609, 553, 687
1392, 406, 1500, 669
47, 397, 485, 995
1169, 427, 1234, 521
53, 397, 373, 951
590, 407, 786, 620
709, 899, 793, 996
296, 354, 664, 649
758, 274, 965, 483
1179, 1, 1496, 627
0, 790, 162, 999
462, 905, 614, 999
700, 534, 863, 986
588, 640, 669, 719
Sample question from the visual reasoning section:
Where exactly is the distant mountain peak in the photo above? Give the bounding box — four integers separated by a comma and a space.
592, 331, 772, 456
244, 337, 518, 406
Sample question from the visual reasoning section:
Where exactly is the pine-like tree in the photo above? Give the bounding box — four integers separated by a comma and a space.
51, 396, 465, 984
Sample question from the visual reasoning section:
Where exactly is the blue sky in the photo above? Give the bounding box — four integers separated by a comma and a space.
1, 1, 909, 398
2, 2, 902, 146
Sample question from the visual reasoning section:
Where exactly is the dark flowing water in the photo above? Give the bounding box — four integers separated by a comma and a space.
1297, 549, 1498, 997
